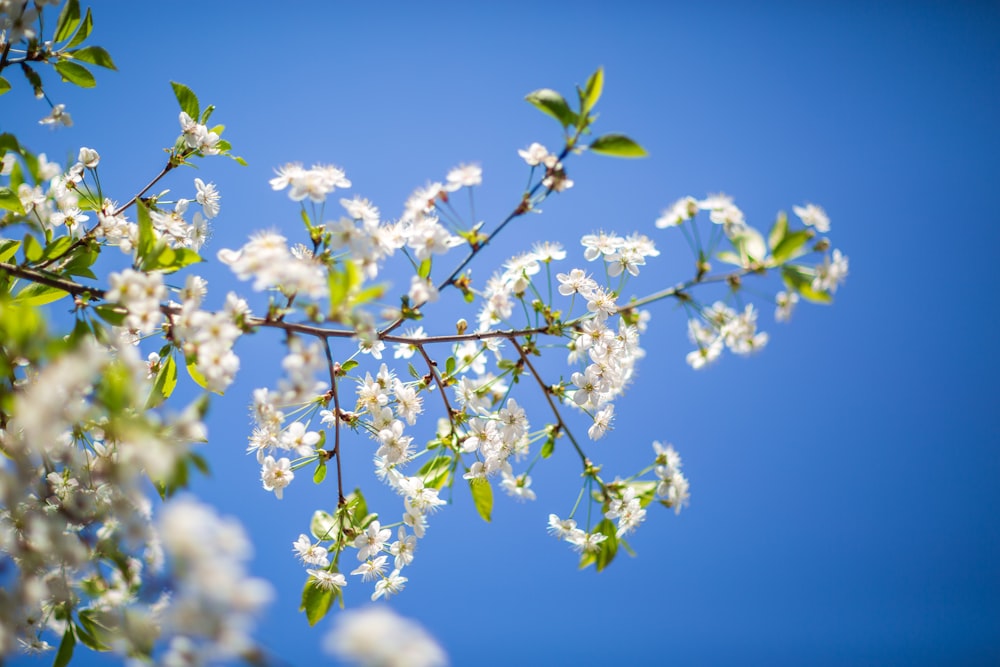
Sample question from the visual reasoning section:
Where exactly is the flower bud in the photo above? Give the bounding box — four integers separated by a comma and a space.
78, 147, 100, 168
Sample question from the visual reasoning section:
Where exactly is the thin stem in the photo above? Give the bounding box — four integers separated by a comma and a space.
507, 334, 588, 465
415, 343, 458, 438
323, 339, 346, 506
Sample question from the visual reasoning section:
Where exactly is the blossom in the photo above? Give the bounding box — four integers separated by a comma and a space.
194, 178, 221, 218
324, 606, 447, 667
355, 520, 392, 561
518, 142, 549, 166
351, 555, 389, 581
308, 569, 347, 591
78, 147, 100, 168
793, 203, 830, 233
775, 290, 799, 322
444, 163, 482, 191
371, 569, 408, 601
261, 456, 294, 499
656, 196, 698, 228
588, 404, 615, 440
293, 534, 330, 567
813, 249, 849, 293
389, 527, 417, 569
39, 104, 72, 127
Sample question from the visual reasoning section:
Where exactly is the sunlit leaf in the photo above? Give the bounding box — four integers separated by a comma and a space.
589, 134, 648, 158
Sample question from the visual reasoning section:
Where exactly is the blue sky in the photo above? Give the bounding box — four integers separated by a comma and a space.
7, 1, 1000, 665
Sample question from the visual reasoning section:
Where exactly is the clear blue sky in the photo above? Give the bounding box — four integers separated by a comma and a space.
7, 1, 999, 665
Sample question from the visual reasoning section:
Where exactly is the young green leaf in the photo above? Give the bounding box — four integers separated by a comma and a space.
469, 478, 493, 522
69, 46, 117, 70
54, 61, 96, 88
13, 283, 69, 307
0, 187, 23, 214
589, 134, 648, 158
301, 580, 335, 627
313, 460, 327, 484
53, 625, 75, 667
768, 211, 789, 250
54, 0, 81, 43
771, 229, 815, 264
580, 67, 605, 115
170, 81, 200, 119
0, 239, 20, 262
65, 8, 93, 49
525, 88, 578, 128
22, 233, 42, 262
0, 77, 10, 96
147, 353, 178, 408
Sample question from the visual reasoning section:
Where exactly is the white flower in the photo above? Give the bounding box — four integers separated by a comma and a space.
324, 606, 447, 667
656, 196, 698, 228
261, 456, 294, 499
194, 178, 221, 219
793, 203, 830, 233
294, 534, 331, 566
518, 142, 549, 166
371, 569, 408, 601
588, 404, 615, 440
78, 147, 100, 168
354, 520, 391, 561
444, 163, 482, 191
308, 569, 347, 591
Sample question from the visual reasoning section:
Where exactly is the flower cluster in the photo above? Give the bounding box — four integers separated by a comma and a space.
106, 268, 166, 334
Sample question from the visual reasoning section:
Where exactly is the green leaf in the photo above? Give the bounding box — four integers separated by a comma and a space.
771, 229, 815, 264
13, 282, 68, 306
69, 46, 117, 70
340, 359, 359, 373
444, 356, 456, 378
22, 234, 42, 262
589, 134, 648, 158
54, 0, 81, 43
593, 518, 619, 571
301, 579, 336, 626
0, 77, 10, 96
469, 478, 493, 522
310, 510, 339, 541
798, 283, 833, 304
65, 8, 93, 49
147, 353, 177, 408
418, 455, 452, 490
540, 434, 555, 459
313, 460, 327, 484
781, 264, 830, 303
0, 187, 23, 214
170, 82, 200, 119
94, 303, 126, 325
136, 201, 155, 261
189, 451, 210, 474
580, 67, 605, 115
0, 239, 21, 262
525, 88, 578, 128
185, 358, 209, 391
53, 623, 75, 667
143, 246, 204, 274
41, 236, 73, 261
768, 211, 788, 251
54, 60, 96, 88
417, 257, 432, 280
